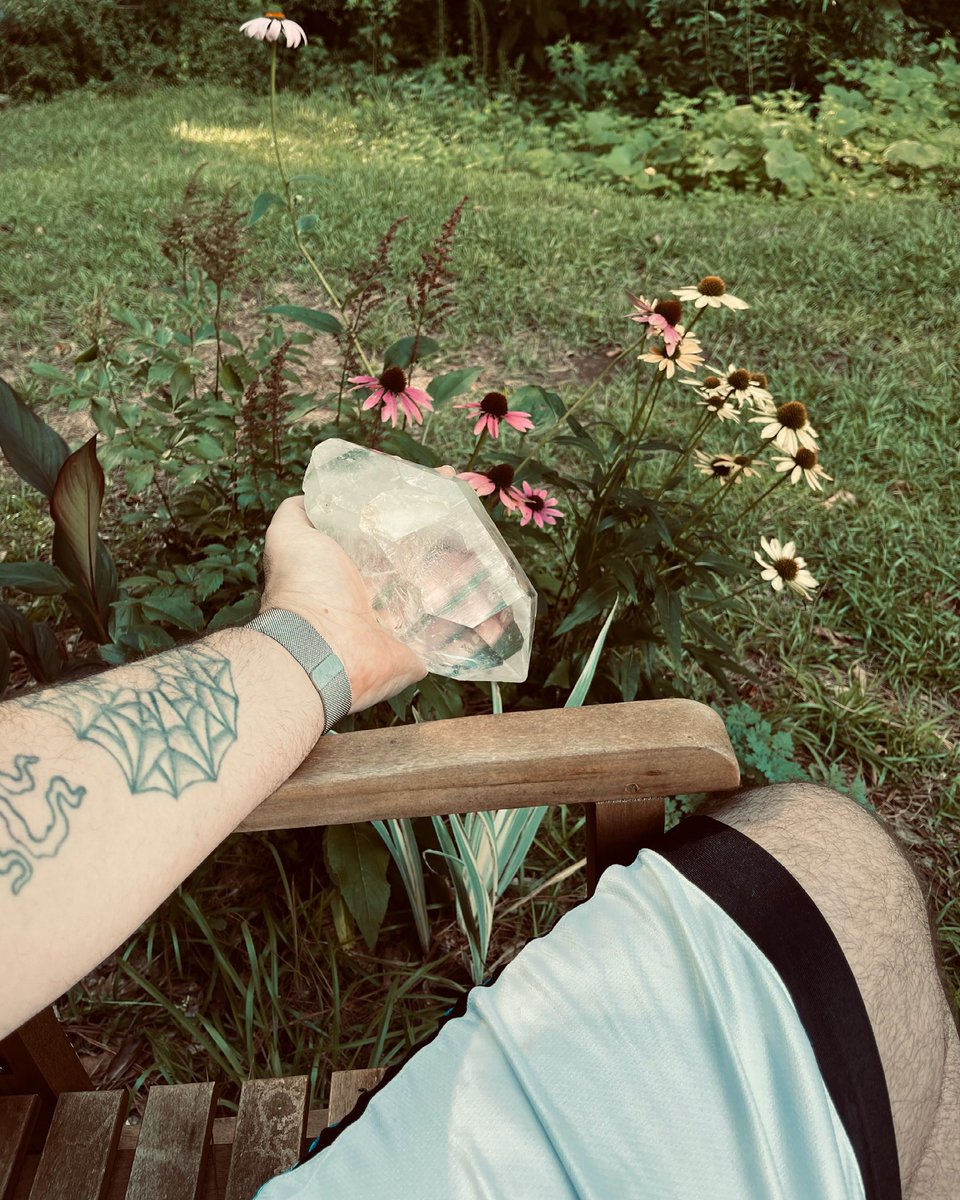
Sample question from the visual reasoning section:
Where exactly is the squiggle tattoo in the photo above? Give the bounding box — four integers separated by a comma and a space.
0, 755, 86, 895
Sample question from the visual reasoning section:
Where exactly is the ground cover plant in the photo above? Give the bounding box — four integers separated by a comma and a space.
1, 68, 957, 1112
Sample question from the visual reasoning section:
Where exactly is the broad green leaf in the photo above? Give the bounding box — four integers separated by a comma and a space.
28, 362, 71, 383
426, 366, 483, 407
0, 375, 70, 497
74, 343, 98, 364
263, 305, 343, 334
190, 433, 225, 461
654, 583, 683, 669
205, 593, 260, 631
382, 336, 441, 370
763, 140, 816, 193
169, 363, 193, 403
0, 563, 70, 596
884, 140, 942, 168
296, 213, 318, 234
553, 579, 619, 636
324, 824, 391, 951
219, 362, 243, 398
51, 436, 104, 601
248, 191, 284, 225
141, 592, 204, 631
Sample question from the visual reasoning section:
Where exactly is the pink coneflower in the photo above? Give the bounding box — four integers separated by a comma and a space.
458, 464, 529, 513
454, 391, 535, 438
240, 11, 307, 47
348, 366, 434, 427
516, 481, 562, 529
625, 292, 683, 354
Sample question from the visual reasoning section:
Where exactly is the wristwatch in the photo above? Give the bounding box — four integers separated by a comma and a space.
246, 608, 353, 734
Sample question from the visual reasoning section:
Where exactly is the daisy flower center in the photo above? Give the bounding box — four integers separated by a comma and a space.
654, 299, 682, 325
775, 558, 799, 582
734, 455, 753, 466
795, 447, 818, 469
264, 10, 286, 18
727, 369, 750, 391
379, 366, 407, 394
777, 400, 808, 430
707, 394, 728, 410
698, 275, 726, 296
480, 391, 509, 417
711, 460, 733, 477
525, 492, 546, 512
702, 375, 722, 389
486, 464, 516, 489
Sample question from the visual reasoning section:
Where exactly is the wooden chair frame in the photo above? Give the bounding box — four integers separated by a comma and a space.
1, 699, 738, 1200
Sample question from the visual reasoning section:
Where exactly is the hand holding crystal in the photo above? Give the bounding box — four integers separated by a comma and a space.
259, 495, 428, 713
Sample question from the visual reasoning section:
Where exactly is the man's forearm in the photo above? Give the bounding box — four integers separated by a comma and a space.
0, 626, 326, 1038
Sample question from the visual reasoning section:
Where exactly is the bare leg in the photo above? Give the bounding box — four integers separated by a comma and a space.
702, 783, 960, 1199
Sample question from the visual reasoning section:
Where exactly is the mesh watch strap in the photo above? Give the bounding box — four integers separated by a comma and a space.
246, 608, 353, 733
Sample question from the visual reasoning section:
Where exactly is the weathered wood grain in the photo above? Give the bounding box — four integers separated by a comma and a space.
223, 1078, 308, 1200
28, 1091, 126, 1200
240, 700, 738, 832
327, 1070, 387, 1127
123, 1083, 217, 1200
0, 1097, 37, 1200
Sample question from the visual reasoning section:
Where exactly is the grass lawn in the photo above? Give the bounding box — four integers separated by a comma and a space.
2, 82, 957, 1108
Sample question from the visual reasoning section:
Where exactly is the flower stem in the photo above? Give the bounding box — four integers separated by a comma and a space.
464, 428, 488, 472
268, 44, 376, 378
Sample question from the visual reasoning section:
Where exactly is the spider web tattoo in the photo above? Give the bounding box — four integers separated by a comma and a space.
20, 644, 239, 798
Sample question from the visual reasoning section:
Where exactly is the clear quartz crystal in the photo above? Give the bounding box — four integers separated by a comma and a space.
302, 439, 537, 681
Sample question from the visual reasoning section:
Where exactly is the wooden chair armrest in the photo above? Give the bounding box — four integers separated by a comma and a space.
238, 699, 739, 832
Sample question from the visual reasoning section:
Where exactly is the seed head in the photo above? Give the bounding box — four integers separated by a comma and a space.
379, 366, 407, 393
655, 299, 683, 326
480, 391, 508, 417
728, 369, 751, 391
776, 401, 808, 430
775, 558, 799, 582
702, 375, 722, 389
486, 463, 516, 489
794, 447, 818, 469
698, 275, 726, 296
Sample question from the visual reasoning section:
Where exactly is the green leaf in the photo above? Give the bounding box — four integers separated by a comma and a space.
205, 594, 260, 631
219, 362, 243, 399
654, 583, 683, 668
763, 140, 816, 194
884, 139, 942, 168
28, 362, 71, 383
248, 191, 284, 225
51, 435, 104, 601
0, 375, 70, 497
383, 336, 441, 370
74, 343, 99, 365
324, 824, 391, 951
513, 384, 565, 432
553, 579, 618, 636
565, 596, 619, 708
263, 305, 343, 334
189, 433, 225, 461
0, 563, 71, 596
296, 213, 318, 234
169, 363, 193, 403
426, 367, 483, 407
141, 592, 204, 631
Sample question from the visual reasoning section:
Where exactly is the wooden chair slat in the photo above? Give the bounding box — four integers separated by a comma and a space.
28, 1090, 126, 1200
327, 1070, 387, 1127
586, 796, 666, 895
0, 1097, 38, 1200
240, 700, 738, 831
124, 1083, 218, 1200
223, 1078, 308, 1200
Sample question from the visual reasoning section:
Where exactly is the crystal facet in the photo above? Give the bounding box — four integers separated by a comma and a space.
303, 439, 537, 681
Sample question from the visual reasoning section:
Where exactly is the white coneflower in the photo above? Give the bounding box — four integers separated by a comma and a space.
688, 365, 772, 410
694, 389, 740, 421
672, 275, 749, 310
754, 536, 819, 598
240, 11, 307, 47
694, 450, 742, 482
751, 400, 819, 455
773, 447, 833, 492
639, 327, 704, 378
732, 454, 763, 480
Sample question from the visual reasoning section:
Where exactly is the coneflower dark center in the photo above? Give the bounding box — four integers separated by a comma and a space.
699, 275, 726, 296
480, 391, 508, 417
728, 369, 751, 391
379, 366, 407, 393
486, 464, 516, 489
775, 557, 799, 581
777, 400, 808, 429
655, 299, 682, 326
525, 492, 545, 512
702, 375, 722, 389
795, 447, 818, 469
712, 460, 733, 477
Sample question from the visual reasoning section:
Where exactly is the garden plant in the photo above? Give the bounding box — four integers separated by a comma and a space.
0, 3, 955, 1111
